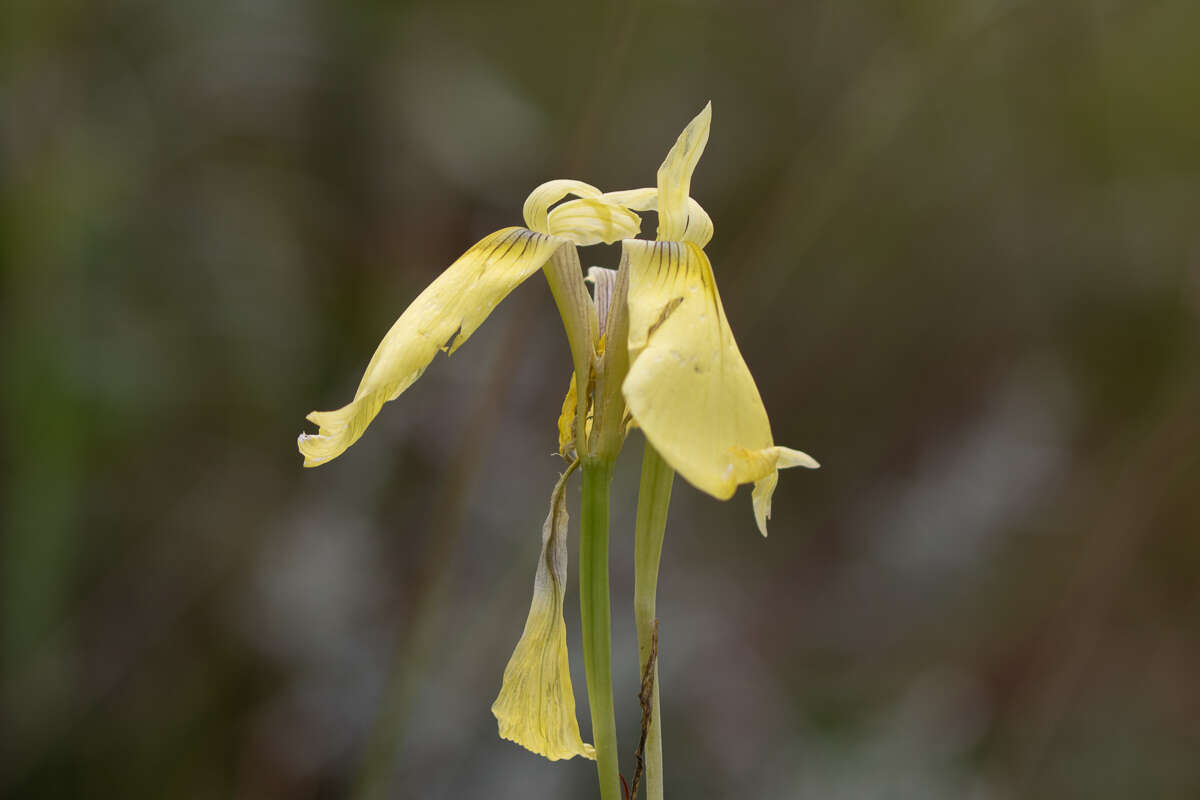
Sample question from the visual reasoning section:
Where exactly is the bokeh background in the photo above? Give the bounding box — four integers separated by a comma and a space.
3, 0, 1199, 797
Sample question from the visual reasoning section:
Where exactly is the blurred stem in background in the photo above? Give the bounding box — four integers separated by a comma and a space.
1, 117, 90, 771
579, 459, 621, 800
632, 441, 674, 800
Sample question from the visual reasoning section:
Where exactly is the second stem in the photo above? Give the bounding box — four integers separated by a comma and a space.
633, 441, 675, 800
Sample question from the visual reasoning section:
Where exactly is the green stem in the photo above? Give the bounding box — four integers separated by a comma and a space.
580, 459, 621, 800
633, 442, 674, 800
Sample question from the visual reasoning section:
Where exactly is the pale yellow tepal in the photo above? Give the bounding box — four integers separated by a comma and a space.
296, 177, 633, 766
297, 181, 638, 467
616, 104, 819, 535
491, 462, 595, 761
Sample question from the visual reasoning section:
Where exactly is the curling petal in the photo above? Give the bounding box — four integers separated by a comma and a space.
492, 463, 595, 761
547, 197, 642, 246
751, 471, 779, 538
603, 187, 713, 248
776, 446, 820, 470
298, 228, 561, 467
522, 179, 601, 234
656, 102, 712, 242
749, 447, 820, 536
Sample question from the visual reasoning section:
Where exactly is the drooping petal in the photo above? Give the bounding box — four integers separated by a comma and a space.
655, 102, 712, 242
298, 227, 561, 467
603, 187, 714, 248
492, 462, 595, 762
750, 447, 820, 537
621, 239, 816, 517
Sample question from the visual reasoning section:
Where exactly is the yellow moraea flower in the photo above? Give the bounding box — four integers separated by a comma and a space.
297, 180, 639, 466
297, 103, 819, 782
614, 104, 819, 535
492, 461, 596, 761
297, 176, 634, 764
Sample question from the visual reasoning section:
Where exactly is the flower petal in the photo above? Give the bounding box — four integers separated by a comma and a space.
298, 228, 562, 467
492, 462, 595, 762
750, 447, 820, 537
556, 371, 579, 459
547, 197, 642, 246
603, 187, 714, 248
524, 179, 642, 245
622, 240, 816, 513
522, 179, 600, 234
523, 176, 643, 236
543, 245, 598, 456
655, 102, 711, 242
586, 266, 620, 335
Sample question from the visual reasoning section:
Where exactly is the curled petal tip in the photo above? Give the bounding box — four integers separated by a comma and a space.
522, 179, 601, 234
297, 432, 332, 468
777, 447, 819, 469
752, 471, 778, 537
296, 401, 372, 467
750, 447, 817, 535
656, 106, 713, 241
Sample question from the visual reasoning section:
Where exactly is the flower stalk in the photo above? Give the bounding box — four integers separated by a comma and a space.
633, 442, 674, 800
579, 458, 621, 800
577, 257, 631, 800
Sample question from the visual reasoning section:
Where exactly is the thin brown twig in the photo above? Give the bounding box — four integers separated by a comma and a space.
629, 620, 658, 800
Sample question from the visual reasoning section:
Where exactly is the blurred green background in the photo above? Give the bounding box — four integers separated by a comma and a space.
3, 0, 1199, 797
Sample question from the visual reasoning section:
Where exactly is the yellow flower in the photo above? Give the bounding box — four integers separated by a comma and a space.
296, 180, 638, 467
297, 177, 641, 764
611, 104, 819, 535
297, 104, 818, 774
